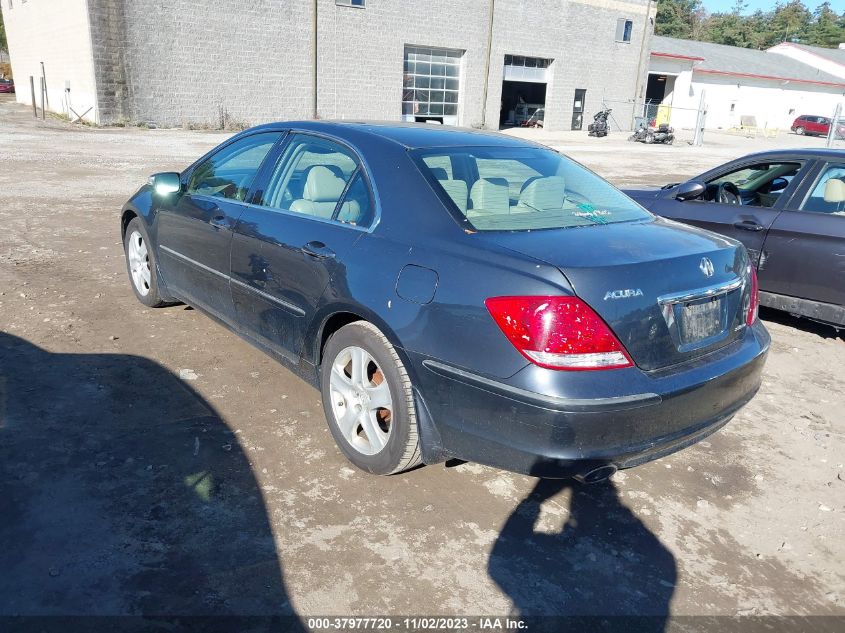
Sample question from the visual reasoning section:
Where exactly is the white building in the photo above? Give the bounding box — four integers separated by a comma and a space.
768, 42, 845, 81
647, 36, 845, 131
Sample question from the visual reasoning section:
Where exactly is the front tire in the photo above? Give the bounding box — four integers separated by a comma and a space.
320, 321, 422, 475
123, 217, 167, 307
795, 126, 805, 135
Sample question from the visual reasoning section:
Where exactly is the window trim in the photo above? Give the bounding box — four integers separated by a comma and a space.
694, 159, 807, 210
615, 18, 633, 43
182, 130, 286, 203
797, 160, 845, 216
244, 130, 381, 233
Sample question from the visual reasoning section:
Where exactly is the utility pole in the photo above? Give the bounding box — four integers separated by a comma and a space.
312, 0, 318, 119
826, 103, 841, 149
480, 0, 495, 129
631, 0, 654, 130
693, 89, 707, 146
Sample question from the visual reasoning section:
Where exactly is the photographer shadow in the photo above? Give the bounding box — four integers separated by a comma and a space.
0, 331, 302, 627
489, 477, 676, 629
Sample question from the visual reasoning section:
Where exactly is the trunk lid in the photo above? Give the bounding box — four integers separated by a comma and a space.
479, 217, 751, 371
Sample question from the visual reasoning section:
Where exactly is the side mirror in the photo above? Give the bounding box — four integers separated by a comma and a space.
769, 177, 788, 192
149, 172, 182, 196
675, 180, 706, 201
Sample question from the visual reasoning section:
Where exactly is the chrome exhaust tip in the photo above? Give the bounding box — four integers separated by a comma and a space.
574, 464, 618, 485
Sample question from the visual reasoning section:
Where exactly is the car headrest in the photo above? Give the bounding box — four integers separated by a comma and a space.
303, 166, 346, 203
470, 178, 509, 215
823, 178, 845, 203
438, 179, 468, 213
519, 176, 566, 210
429, 167, 449, 180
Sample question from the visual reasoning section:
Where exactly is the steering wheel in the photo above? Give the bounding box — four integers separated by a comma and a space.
717, 182, 741, 205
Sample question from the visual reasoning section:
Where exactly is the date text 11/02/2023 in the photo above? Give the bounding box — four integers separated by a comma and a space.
306, 617, 528, 630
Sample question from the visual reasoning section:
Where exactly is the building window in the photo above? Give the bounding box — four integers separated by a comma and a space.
504, 55, 551, 69
402, 45, 462, 121
336, 0, 365, 7
615, 18, 633, 43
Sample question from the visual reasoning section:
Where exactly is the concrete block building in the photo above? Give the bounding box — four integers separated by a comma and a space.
1, 0, 655, 130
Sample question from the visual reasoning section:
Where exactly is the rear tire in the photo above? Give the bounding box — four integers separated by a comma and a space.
320, 321, 422, 475
123, 217, 167, 307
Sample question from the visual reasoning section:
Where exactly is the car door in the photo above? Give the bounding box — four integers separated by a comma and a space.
817, 117, 831, 136
230, 133, 377, 362
649, 159, 811, 266
155, 131, 282, 319
758, 161, 845, 307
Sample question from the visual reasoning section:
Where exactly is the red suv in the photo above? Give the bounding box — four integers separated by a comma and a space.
791, 114, 845, 138
0, 78, 15, 94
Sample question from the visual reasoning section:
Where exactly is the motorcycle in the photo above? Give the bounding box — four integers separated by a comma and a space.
629, 120, 675, 145
587, 108, 612, 137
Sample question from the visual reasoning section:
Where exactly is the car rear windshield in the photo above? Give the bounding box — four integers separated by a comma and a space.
413, 146, 651, 231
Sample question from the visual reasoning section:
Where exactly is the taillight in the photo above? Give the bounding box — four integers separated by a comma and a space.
746, 265, 759, 325
485, 296, 633, 370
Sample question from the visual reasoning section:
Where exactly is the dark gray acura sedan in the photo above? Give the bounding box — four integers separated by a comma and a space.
121, 122, 769, 480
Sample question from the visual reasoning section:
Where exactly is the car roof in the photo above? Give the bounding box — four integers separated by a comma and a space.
247, 120, 545, 150
730, 148, 845, 161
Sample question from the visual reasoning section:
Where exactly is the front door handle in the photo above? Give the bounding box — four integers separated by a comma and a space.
733, 220, 765, 232
301, 241, 336, 260
209, 213, 231, 230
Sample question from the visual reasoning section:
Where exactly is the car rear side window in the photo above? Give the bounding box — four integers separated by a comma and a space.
187, 133, 280, 201
413, 146, 651, 231
261, 135, 375, 227
801, 164, 845, 216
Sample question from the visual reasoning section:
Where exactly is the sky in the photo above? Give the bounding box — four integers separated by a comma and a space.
701, 0, 845, 14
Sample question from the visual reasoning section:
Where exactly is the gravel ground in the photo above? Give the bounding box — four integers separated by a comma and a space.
1, 95, 843, 621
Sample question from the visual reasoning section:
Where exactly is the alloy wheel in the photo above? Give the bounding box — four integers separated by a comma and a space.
329, 345, 393, 455
127, 230, 152, 296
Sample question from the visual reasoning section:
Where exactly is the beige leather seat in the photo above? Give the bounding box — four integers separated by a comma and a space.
823, 178, 845, 208
290, 166, 347, 218
515, 176, 566, 212
438, 179, 469, 213
469, 178, 510, 217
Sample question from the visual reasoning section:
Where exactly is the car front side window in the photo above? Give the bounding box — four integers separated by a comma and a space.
707, 162, 802, 208
801, 164, 845, 216
187, 133, 280, 202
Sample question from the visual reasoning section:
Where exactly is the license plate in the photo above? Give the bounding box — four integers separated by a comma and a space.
678, 298, 723, 344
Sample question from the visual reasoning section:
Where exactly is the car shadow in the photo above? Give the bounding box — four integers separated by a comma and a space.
760, 307, 843, 340
0, 332, 302, 627
488, 478, 676, 629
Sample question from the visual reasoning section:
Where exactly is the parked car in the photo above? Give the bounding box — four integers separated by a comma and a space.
790, 114, 845, 139
121, 122, 768, 479
514, 103, 544, 127
625, 149, 845, 329
0, 78, 15, 94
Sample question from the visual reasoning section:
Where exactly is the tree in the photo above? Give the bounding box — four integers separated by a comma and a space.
763, 1, 812, 46
804, 2, 845, 47
655, 0, 706, 39
0, 9, 7, 52
701, 0, 762, 48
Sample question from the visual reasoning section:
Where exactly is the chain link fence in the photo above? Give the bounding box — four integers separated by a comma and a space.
825, 103, 845, 149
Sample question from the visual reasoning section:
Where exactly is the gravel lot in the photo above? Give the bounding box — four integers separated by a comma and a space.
1, 96, 843, 621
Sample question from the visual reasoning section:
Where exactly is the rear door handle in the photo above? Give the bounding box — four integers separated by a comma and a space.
301, 241, 336, 260
733, 220, 765, 232
209, 211, 231, 230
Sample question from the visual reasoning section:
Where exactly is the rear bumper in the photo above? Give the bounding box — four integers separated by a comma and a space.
411, 321, 770, 477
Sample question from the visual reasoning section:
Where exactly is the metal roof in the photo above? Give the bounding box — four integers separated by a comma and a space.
772, 42, 845, 68
651, 36, 845, 88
